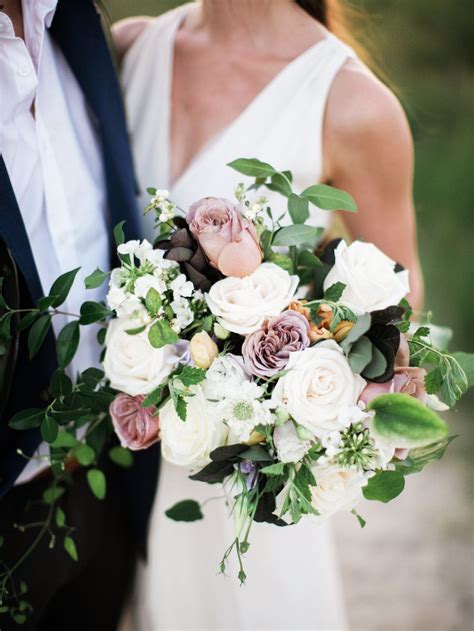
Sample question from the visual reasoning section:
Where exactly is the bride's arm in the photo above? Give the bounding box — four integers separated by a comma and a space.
323, 60, 423, 312
111, 16, 154, 63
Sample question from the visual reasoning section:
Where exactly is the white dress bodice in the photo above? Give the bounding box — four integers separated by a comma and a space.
122, 4, 356, 630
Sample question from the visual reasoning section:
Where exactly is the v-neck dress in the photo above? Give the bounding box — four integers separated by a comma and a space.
122, 5, 356, 629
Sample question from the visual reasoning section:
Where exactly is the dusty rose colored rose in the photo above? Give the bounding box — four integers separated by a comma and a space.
187, 197, 262, 277
110, 393, 160, 451
242, 310, 310, 378
359, 366, 427, 406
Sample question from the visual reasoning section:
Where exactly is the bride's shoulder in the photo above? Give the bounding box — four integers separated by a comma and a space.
324, 57, 412, 171
112, 17, 155, 63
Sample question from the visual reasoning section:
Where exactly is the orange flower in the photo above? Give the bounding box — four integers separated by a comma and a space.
289, 300, 354, 343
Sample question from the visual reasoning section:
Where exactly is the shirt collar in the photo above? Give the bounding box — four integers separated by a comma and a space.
0, 1, 58, 38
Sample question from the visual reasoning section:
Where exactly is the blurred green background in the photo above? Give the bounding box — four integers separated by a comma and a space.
105, 0, 472, 354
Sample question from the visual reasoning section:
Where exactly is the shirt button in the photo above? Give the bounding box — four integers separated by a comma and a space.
18, 63, 31, 77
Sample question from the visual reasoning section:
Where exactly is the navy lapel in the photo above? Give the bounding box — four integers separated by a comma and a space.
0, 157, 45, 303
50, 0, 141, 241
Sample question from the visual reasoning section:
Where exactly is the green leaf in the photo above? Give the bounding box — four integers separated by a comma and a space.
41, 415, 58, 443
97, 327, 106, 345
239, 445, 273, 462
297, 249, 322, 268
424, 367, 444, 394
9, 408, 45, 430
175, 365, 207, 386
348, 336, 373, 373
145, 287, 162, 315
148, 319, 179, 348
272, 225, 322, 247
368, 392, 449, 448
55, 507, 66, 528
165, 499, 204, 522
50, 368, 73, 399
37, 295, 59, 311
451, 352, 474, 388
125, 324, 146, 335
287, 194, 310, 224
394, 436, 456, 475
113, 221, 126, 247
323, 282, 346, 302
51, 432, 77, 449
260, 462, 286, 476
172, 394, 187, 421
79, 301, 113, 325
84, 268, 110, 290
73, 443, 96, 466
301, 183, 357, 212
351, 509, 366, 528
64, 536, 78, 561
362, 345, 387, 380
48, 268, 81, 308
80, 367, 105, 389
87, 468, 106, 500
13, 614, 27, 624
227, 158, 276, 178
109, 446, 134, 468
28, 314, 52, 359
267, 253, 294, 273
56, 320, 80, 369
363, 470, 405, 502
17, 310, 39, 331
43, 486, 65, 504
267, 172, 293, 197
141, 383, 166, 408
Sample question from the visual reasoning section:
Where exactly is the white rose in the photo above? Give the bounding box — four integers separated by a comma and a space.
271, 340, 366, 437
205, 263, 298, 335
103, 316, 176, 396
274, 421, 311, 463
160, 386, 226, 470
203, 354, 249, 400
323, 240, 410, 315
309, 465, 369, 520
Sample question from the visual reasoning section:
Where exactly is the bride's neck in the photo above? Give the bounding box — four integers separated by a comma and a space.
191, 0, 312, 51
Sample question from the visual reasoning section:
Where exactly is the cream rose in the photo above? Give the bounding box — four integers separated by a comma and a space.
273, 421, 311, 463
271, 340, 366, 437
103, 316, 176, 396
309, 465, 369, 520
160, 386, 226, 469
323, 240, 410, 315
205, 263, 299, 335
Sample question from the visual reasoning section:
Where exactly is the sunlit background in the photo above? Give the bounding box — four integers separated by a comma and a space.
104, 2, 473, 629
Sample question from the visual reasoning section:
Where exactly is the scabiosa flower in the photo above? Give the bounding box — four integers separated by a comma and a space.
218, 381, 273, 442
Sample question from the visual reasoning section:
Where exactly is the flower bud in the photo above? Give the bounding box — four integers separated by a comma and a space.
189, 331, 219, 369
334, 320, 354, 342
213, 322, 230, 340
295, 425, 314, 441
274, 406, 290, 426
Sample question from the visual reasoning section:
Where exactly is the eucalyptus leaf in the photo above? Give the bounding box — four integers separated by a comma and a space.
362, 345, 387, 380
288, 194, 310, 224
272, 225, 322, 247
348, 336, 373, 373
109, 446, 134, 468
301, 184, 357, 212
73, 443, 96, 466
297, 249, 322, 268
87, 468, 106, 500
227, 158, 276, 178
340, 313, 372, 352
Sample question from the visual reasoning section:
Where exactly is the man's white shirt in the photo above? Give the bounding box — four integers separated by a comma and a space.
0, 1, 110, 483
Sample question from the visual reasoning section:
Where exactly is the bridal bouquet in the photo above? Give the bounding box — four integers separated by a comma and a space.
1, 158, 472, 596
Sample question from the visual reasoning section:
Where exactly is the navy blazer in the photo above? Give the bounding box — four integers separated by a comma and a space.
0, 0, 159, 551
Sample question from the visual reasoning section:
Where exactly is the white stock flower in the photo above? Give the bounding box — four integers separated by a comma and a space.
170, 274, 194, 300
135, 239, 153, 262
205, 263, 299, 335
145, 249, 178, 270
274, 422, 311, 463
151, 189, 169, 205
202, 354, 249, 401
320, 430, 342, 457
134, 274, 167, 299
160, 386, 226, 470
109, 267, 127, 289
106, 287, 145, 319
309, 465, 369, 520
271, 340, 366, 438
171, 297, 194, 329
117, 240, 140, 257
323, 240, 410, 315
103, 316, 176, 396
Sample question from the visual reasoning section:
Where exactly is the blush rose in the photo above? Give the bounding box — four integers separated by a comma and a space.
110, 393, 160, 451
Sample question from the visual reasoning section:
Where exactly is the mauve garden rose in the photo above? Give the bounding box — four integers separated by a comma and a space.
187, 197, 262, 277
242, 310, 310, 378
359, 366, 427, 405
110, 393, 160, 451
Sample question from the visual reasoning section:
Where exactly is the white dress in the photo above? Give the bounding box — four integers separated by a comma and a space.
122, 5, 356, 630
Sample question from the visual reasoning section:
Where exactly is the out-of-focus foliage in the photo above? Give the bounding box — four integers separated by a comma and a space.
104, 0, 473, 353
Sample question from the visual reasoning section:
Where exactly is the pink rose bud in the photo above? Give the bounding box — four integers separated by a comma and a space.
110, 393, 160, 451
187, 197, 262, 277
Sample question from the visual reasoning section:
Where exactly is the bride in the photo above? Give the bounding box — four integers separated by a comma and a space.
114, 1, 422, 629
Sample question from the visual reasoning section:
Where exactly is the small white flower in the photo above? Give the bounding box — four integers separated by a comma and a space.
158, 201, 176, 222
171, 297, 193, 329
234, 182, 246, 202
106, 286, 127, 311
145, 248, 178, 270
109, 267, 127, 289
203, 355, 249, 401
274, 422, 311, 463
218, 381, 273, 442
337, 403, 370, 429
107, 286, 145, 319
117, 240, 140, 257
151, 189, 169, 205
170, 274, 194, 300
135, 239, 153, 262
193, 289, 204, 301
320, 431, 342, 458
245, 202, 262, 221
134, 275, 167, 299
